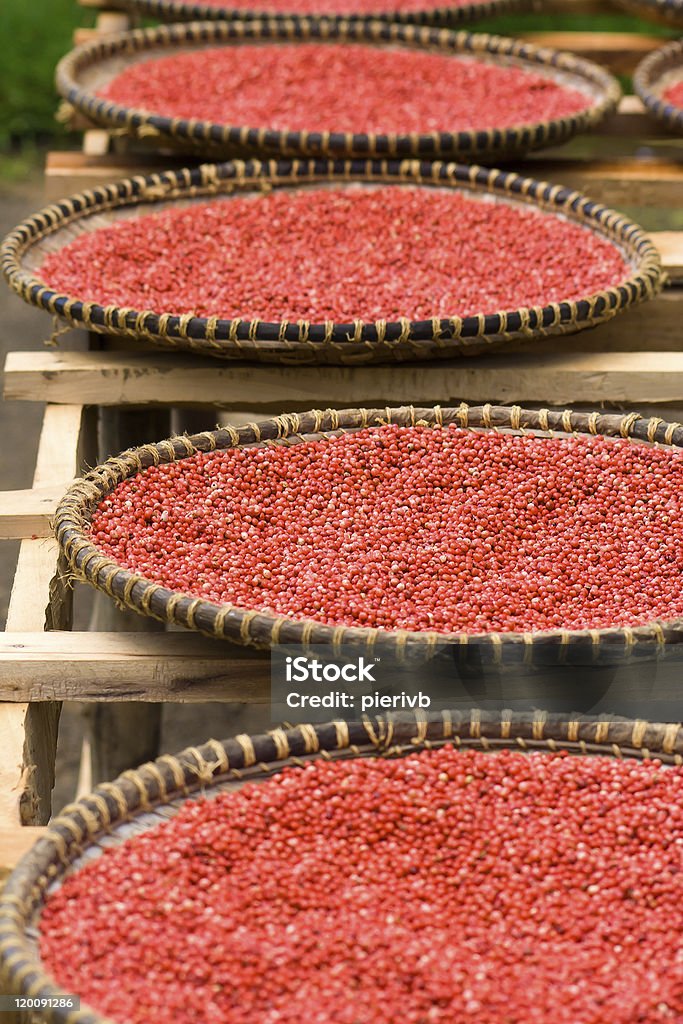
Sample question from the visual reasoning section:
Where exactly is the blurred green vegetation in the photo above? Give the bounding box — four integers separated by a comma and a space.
0, 0, 93, 151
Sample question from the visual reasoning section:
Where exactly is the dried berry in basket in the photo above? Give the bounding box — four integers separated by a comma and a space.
98, 44, 593, 134
40, 746, 683, 1024
90, 425, 683, 634
39, 188, 628, 322
663, 78, 683, 108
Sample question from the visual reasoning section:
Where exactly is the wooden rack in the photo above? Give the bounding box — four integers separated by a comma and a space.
1, 6, 682, 875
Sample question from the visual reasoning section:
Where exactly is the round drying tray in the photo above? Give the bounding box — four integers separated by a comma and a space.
54, 403, 683, 668
634, 39, 683, 134
1, 159, 661, 365
55, 20, 621, 161
94, 0, 526, 26
2, 711, 683, 1024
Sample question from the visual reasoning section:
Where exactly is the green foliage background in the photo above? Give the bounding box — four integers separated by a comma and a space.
0, 0, 92, 150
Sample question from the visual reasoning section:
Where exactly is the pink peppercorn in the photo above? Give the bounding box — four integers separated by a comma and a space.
98, 44, 593, 135
39, 747, 683, 1024
663, 79, 683, 109
90, 425, 683, 634
40, 188, 629, 323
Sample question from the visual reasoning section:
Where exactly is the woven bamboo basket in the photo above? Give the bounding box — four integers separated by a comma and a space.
2, 711, 683, 1023
634, 39, 683, 134
96, 0, 526, 26
55, 20, 621, 161
1, 159, 661, 365
54, 403, 683, 668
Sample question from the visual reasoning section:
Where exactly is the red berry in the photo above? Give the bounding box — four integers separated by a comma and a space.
664, 79, 683, 110
89, 425, 683, 634
39, 747, 683, 1024
40, 188, 629, 324
98, 44, 593, 135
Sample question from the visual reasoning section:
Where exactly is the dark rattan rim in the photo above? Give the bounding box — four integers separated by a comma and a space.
3, 710, 683, 1024
98, 0, 526, 26
1, 159, 662, 364
634, 39, 683, 135
54, 19, 622, 160
54, 403, 683, 665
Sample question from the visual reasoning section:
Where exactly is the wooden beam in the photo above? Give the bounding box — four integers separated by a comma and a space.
7, 347, 683, 409
0, 486, 71, 540
0, 633, 271, 702
0, 827, 47, 881
73, 11, 131, 46
0, 406, 85, 828
519, 31, 663, 75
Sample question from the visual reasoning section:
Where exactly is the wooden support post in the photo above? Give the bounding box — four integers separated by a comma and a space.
0, 406, 87, 828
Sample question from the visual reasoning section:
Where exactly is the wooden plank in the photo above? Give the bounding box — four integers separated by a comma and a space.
0, 486, 71, 540
73, 11, 131, 46
0, 633, 271, 702
0, 407, 86, 828
7, 347, 683, 408
520, 31, 662, 75
656, 233, 683, 281
0, 827, 47, 881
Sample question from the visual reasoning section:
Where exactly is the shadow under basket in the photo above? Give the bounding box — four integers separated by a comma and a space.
54, 403, 683, 669
2, 712, 683, 1023
1, 159, 661, 364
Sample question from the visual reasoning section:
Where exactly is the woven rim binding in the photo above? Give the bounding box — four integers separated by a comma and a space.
3, 710, 683, 1024
54, 403, 683, 666
634, 39, 683, 134
0, 159, 662, 365
54, 19, 622, 160
97, 0, 527, 26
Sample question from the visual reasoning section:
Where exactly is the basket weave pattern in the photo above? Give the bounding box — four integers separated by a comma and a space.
634, 39, 683, 134
54, 403, 683, 665
100, 0, 526, 26
55, 19, 622, 160
1, 159, 662, 364
2, 711, 683, 1023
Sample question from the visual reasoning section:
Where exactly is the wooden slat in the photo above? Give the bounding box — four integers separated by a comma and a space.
73, 11, 131, 46
0, 827, 47, 882
0, 407, 85, 829
655, 233, 683, 280
0, 633, 271, 702
7, 347, 683, 408
520, 31, 663, 75
0, 486, 71, 540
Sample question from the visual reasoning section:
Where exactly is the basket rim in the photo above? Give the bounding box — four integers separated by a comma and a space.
102, 0, 525, 24
2, 710, 683, 1024
1, 158, 662, 360
54, 402, 683, 659
54, 18, 622, 160
634, 38, 683, 134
